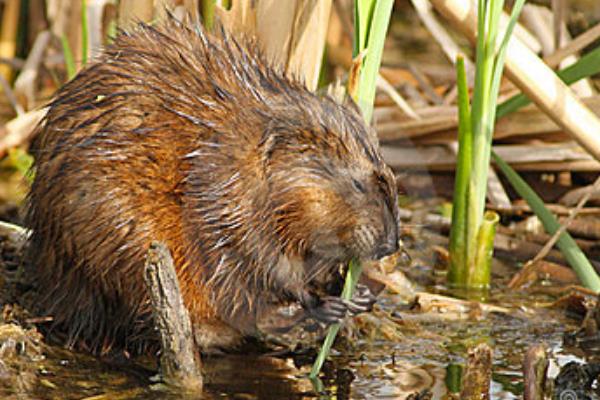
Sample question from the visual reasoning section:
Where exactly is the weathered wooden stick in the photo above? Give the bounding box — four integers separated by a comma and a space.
143, 241, 202, 391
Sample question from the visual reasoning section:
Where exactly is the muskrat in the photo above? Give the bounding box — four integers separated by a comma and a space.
25, 19, 400, 356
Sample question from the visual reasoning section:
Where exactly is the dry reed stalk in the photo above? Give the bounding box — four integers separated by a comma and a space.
286, 0, 331, 91
47, 0, 86, 73
499, 11, 541, 54
217, 0, 331, 92
13, 31, 52, 111
256, 0, 332, 92
256, 0, 297, 66
215, 0, 257, 35
0, 108, 47, 156
379, 67, 420, 88
0, 72, 22, 115
376, 95, 600, 145
67, 0, 84, 71
520, 5, 554, 56
154, 0, 178, 22
525, 175, 600, 267
410, 0, 474, 79
411, 0, 540, 79
144, 242, 203, 391
560, 185, 600, 207
0, 0, 20, 82
183, 0, 200, 22
520, 4, 594, 97
381, 143, 600, 171
47, 0, 70, 36
376, 74, 420, 120
118, 0, 154, 29
27, 0, 48, 45
87, 0, 114, 59
377, 113, 457, 140
407, 63, 444, 105
545, 22, 600, 69
552, 0, 567, 51
430, 0, 600, 162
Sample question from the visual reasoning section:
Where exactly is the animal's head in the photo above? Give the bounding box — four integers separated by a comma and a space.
262, 96, 399, 272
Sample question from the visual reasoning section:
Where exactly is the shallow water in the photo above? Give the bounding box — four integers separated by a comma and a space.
0, 271, 581, 399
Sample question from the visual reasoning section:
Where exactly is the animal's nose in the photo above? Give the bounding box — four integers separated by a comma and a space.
374, 229, 399, 259
373, 203, 399, 259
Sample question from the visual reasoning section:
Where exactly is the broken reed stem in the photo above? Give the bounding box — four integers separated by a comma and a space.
470, 211, 499, 288
523, 344, 548, 400
460, 343, 492, 400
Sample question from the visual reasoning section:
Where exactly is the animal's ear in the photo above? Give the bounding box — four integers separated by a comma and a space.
257, 126, 286, 177
258, 128, 279, 161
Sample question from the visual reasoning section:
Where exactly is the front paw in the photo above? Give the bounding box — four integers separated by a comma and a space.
302, 284, 377, 325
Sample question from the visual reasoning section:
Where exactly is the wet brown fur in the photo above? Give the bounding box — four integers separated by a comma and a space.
25, 19, 399, 355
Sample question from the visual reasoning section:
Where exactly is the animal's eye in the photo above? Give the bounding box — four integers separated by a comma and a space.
375, 174, 389, 191
352, 178, 366, 193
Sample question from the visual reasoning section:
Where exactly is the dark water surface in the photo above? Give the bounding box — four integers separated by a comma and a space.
1, 278, 580, 399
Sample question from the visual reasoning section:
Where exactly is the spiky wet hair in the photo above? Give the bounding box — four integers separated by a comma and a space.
25, 17, 397, 354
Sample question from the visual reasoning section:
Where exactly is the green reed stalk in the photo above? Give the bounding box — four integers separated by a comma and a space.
61, 36, 76, 80
309, 259, 362, 378
448, 0, 525, 289
61, 0, 91, 80
447, 56, 472, 285
353, 0, 394, 123
201, 0, 216, 30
